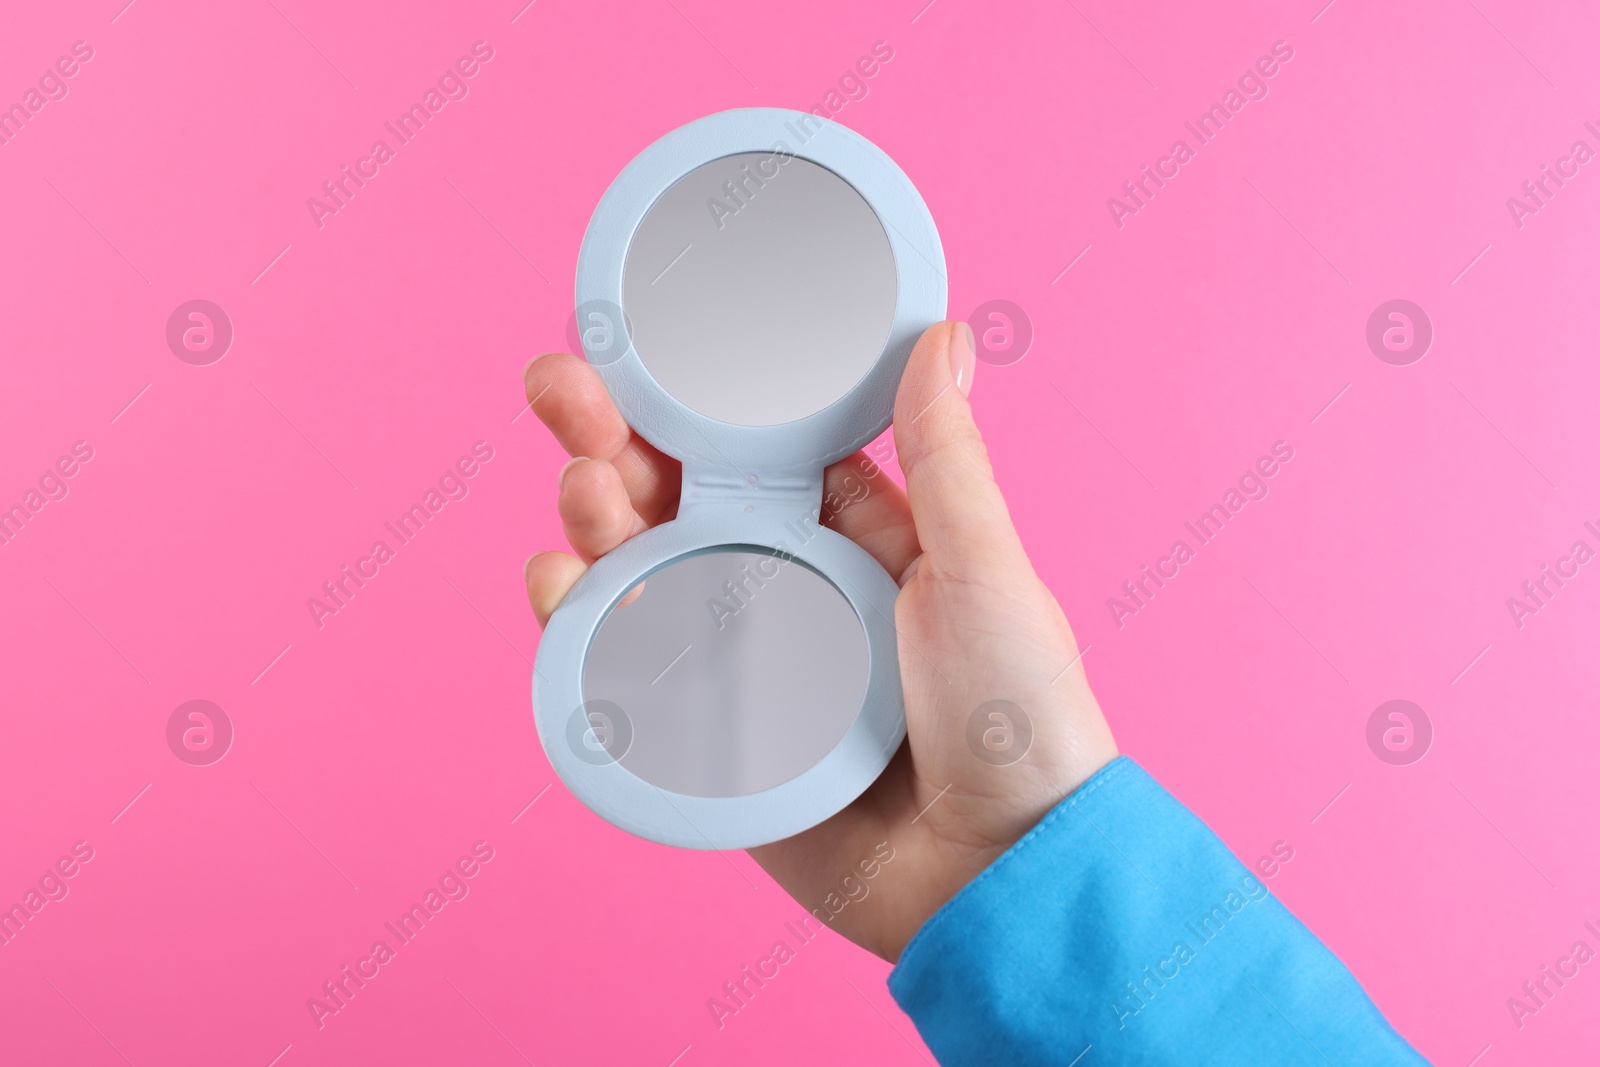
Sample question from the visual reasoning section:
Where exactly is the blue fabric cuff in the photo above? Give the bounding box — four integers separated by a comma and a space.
887, 757, 1426, 1066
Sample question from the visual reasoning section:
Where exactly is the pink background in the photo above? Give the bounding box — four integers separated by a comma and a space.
2, 0, 1597, 1063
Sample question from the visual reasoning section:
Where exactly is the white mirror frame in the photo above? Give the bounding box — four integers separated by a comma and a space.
533, 107, 946, 850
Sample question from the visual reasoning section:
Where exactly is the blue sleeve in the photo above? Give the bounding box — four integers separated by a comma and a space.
887, 757, 1427, 1066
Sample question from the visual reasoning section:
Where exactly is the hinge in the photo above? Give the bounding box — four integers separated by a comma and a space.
676, 462, 823, 516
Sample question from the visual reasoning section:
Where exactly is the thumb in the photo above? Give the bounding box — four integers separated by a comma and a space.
892, 320, 1026, 571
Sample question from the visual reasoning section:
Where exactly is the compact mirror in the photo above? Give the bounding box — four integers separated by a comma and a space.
535, 108, 946, 849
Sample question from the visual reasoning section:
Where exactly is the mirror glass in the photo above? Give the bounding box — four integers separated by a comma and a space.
622, 152, 897, 427
580, 547, 869, 797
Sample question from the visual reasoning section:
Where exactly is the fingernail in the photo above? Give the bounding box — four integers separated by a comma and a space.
558, 456, 588, 487
523, 352, 556, 382
950, 322, 977, 397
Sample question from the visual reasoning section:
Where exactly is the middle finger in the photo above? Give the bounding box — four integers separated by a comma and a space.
559, 457, 649, 562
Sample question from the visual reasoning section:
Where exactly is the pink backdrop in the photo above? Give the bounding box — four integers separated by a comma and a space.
2, 0, 1598, 1063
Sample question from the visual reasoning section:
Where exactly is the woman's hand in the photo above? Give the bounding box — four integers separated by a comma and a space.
523, 320, 1118, 962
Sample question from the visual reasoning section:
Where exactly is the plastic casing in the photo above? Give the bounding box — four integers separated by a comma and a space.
533, 108, 947, 849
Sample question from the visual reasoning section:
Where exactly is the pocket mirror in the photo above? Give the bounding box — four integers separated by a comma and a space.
534, 108, 946, 849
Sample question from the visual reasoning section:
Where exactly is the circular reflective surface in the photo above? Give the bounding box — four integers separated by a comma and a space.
621, 152, 897, 427
581, 547, 869, 797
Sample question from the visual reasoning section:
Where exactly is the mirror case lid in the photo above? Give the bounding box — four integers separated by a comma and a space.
575, 107, 947, 495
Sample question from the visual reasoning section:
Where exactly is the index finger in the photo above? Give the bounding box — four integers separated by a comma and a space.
525, 353, 682, 525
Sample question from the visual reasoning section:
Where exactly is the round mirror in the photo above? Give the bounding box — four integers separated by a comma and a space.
580, 547, 869, 798
621, 152, 897, 427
